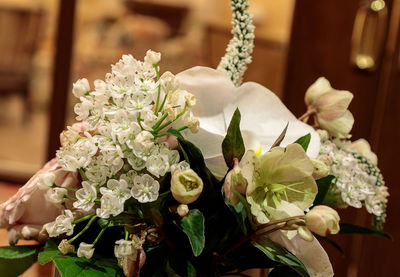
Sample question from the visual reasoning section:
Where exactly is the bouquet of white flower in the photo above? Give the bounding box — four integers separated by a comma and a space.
0, 1, 391, 276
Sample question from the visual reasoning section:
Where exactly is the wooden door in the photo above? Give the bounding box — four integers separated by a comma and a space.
283, 0, 399, 276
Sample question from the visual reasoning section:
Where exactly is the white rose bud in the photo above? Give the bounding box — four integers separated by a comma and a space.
58, 239, 75, 255
144, 50, 161, 65
171, 169, 203, 204
305, 205, 340, 236
224, 159, 248, 205
72, 78, 90, 98
177, 204, 189, 217
311, 158, 330, 180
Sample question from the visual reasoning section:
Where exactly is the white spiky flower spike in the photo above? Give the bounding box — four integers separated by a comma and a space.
217, 0, 255, 87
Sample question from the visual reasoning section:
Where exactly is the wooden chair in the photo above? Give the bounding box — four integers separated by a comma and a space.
0, 6, 43, 122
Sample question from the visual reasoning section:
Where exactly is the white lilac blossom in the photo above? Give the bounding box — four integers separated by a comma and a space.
38, 172, 55, 190
217, 0, 255, 86
114, 239, 135, 259
73, 181, 98, 211
319, 139, 388, 223
44, 210, 75, 237
131, 174, 160, 203
96, 194, 124, 219
100, 179, 131, 203
77, 242, 95, 259
45, 188, 67, 204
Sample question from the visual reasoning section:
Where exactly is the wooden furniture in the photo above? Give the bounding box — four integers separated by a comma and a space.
283, 0, 400, 276
0, 6, 43, 122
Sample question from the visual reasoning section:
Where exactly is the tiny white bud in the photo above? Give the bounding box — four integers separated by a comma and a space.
72, 78, 90, 98
177, 204, 189, 217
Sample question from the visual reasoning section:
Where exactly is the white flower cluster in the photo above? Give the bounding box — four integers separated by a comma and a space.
217, 0, 255, 86
53, 50, 198, 219
319, 140, 389, 218
217, 0, 255, 87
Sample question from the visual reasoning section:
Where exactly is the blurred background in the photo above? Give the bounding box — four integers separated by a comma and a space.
0, 0, 398, 276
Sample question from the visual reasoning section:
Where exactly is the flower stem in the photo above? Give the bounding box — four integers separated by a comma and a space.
52, 184, 77, 192
64, 195, 78, 202
78, 168, 89, 181
68, 215, 97, 244
255, 215, 305, 231
152, 112, 169, 131
154, 64, 161, 114
73, 213, 96, 224
93, 227, 107, 245
125, 230, 129, 240
298, 106, 316, 122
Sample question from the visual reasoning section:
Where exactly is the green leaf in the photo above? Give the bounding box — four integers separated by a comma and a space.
0, 245, 41, 277
39, 239, 124, 276
223, 187, 252, 236
252, 236, 309, 277
313, 175, 335, 205
38, 239, 61, 265
179, 209, 205, 257
294, 133, 311, 151
339, 223, 392, 240
315, 235, 344, 255
270, 122, 289, 149
53, 255, 124, 277
167, 128, 185, 140
222, 108, 245, 167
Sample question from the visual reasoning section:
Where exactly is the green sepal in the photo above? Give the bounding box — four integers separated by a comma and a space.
222, 108, 245, 167
294, 133, 311, 151
313, 175, 335, 205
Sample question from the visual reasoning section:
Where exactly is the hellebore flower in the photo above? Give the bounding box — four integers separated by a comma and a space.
242, 143, 318, 224
304, 77, 354, 138
176, 67, 321, 178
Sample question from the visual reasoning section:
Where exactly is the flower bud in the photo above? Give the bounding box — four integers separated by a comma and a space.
345, 138, 378, 165
311, 158, 330, 180
305, 77, 332, 106
224, 161, 248, 205
186, 116, 200, 133
316, 129, 329, 142
72, 78, 90, 98
317, 154, 333, 166
177, 204, 189, 217
185, 93, 197, 107
171, 169, 203, 204
317, 110, 354, 139
38, 172, 55, 190
77, 242, 94, 259
297, 226, 314, 242
305, 205, 340, 236
58, 239, 75, 255
315, 90, 353, 121
144, 50, 161, 65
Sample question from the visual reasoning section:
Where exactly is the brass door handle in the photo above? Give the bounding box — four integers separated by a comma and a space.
350, 0, 388, 71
